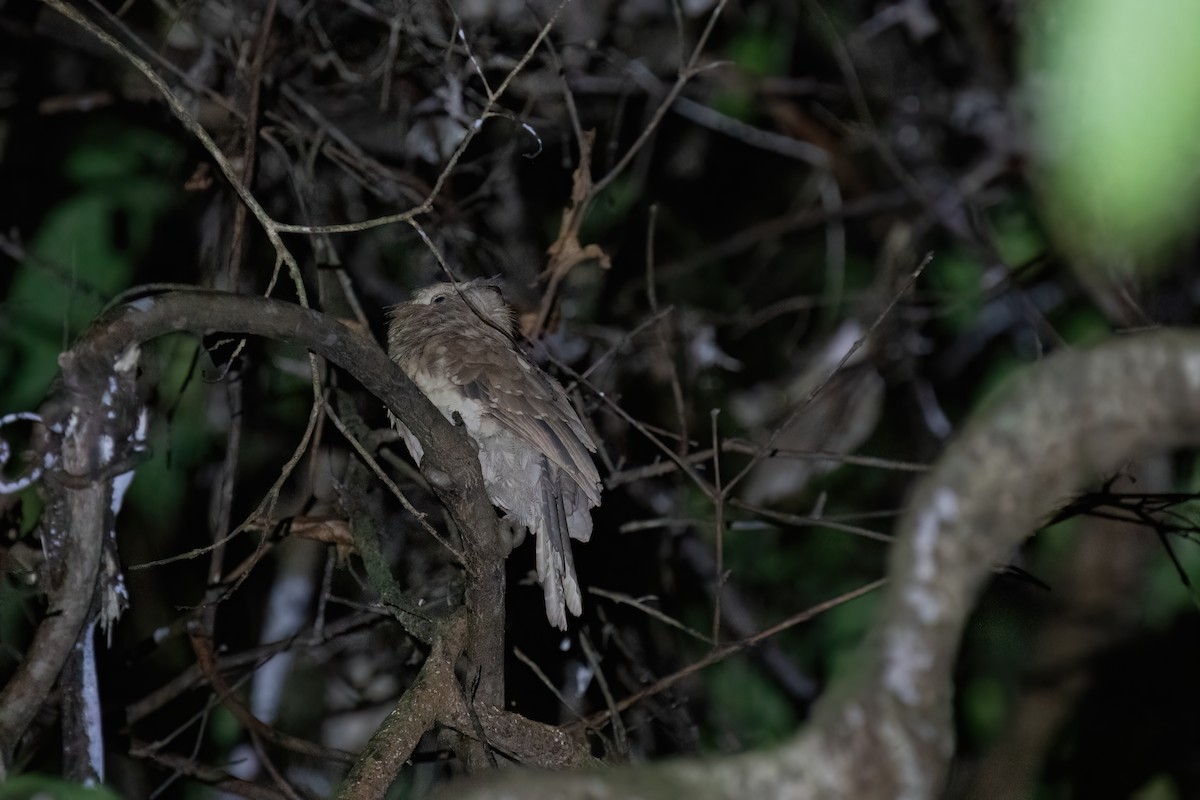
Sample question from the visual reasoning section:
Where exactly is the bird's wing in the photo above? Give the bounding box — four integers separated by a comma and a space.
441, 335, 602, 507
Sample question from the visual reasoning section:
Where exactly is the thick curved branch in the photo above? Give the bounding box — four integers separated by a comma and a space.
77, 291, 507, 691
68, 291, 480, 495
437, 330, 1200, 799
0, 289, 509, 774
810, 329, 1200, 798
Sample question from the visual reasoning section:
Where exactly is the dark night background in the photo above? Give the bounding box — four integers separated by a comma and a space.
3, 0, 1200, 798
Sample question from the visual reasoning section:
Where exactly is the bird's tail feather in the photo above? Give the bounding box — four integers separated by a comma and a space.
535, 460, 582, 630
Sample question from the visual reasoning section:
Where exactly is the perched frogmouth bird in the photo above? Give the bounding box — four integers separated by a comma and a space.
386, 279, 602, 630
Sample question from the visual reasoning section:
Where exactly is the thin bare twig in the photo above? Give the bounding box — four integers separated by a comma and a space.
605, 439, 927, 490
724, 253, 933, 495
573, 578, 887, 730
589, 587, 713, 645
321, 398, 467, 566
271, 0, 572, 236
711, 409, 725, 645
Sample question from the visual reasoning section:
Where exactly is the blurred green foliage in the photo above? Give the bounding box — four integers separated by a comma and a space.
705, 658, 796, 749
1, 120, 181, 410
817, 590, 882, 680
209, 704, 242, 751
579, 176, 640, 243
991, 202, 1045, 269
1141, 492, 1200, 628
0, 776, 123, 800
725, 23, 790, 79
926, 251, 986, 333
961, 673, 1009, 746
1026, 0, 1200, 265
715, 12, 793, 120
1132, 775, 1182, 800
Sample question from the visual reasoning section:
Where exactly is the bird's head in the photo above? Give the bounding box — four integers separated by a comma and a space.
409, 279, 515, 334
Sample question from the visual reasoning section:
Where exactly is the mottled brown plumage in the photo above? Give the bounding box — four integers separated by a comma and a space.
386, 280, 601, 629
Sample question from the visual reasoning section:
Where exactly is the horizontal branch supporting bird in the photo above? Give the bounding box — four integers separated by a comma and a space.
0, 288, 513, 778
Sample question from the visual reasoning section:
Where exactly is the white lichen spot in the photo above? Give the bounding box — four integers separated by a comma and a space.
520, 122, 543, 158
911, 487, 959, 582
884, 626, 933, 706
905, 585, 943, 624
1184, 352, 1200, 392
102, 375, 117, 405
114, 343, 141, 373
135, 407, 149, 441
573, 663, 594, 696
80, 621, 106, 782
111, 470, 134, 515
98, 434, 114, 465
130, 297, 155, 312
904, 488, 959, 624
0, 411, 42, 427
0, 470, 41, 493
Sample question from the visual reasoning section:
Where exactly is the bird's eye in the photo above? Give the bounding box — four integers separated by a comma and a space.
432, 295, 446, 304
